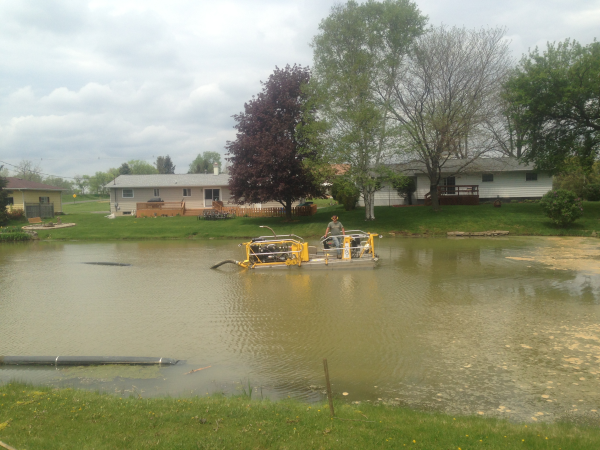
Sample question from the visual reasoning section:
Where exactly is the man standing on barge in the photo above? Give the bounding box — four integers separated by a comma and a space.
325, 215, 345, 258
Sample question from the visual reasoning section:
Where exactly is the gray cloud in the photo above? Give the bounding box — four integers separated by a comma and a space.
0, 0, 597, 178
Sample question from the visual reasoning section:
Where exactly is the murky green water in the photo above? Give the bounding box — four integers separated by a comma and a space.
1, 237, 600, 423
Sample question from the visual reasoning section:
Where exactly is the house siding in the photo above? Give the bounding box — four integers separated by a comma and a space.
414, 171, 553, 201
6, 190, 63, 213
358, 185, 406, 207
110, 186, 233, 215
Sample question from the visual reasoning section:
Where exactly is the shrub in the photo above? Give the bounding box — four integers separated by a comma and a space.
583, 184, 600, 201
540, 189, 583, 226
0, 232, 31, 242
331, 176, 360, 211
6, 208, 25, 220
0, 226, 31, 242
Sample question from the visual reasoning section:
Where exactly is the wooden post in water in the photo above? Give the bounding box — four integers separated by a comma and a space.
323, 358, 335, 418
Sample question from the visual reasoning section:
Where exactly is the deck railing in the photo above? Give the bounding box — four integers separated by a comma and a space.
136, 201, 317, 218
424, 185, 479, 206
136, 201, 184, 217
213, 203, 317, 218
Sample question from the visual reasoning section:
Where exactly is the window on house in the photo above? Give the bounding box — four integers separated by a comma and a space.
526, 173, 538, 181
7, 197, 13, 205
183, 189, 192, 197
122, 211, 132, 215
153, 188, 160, 197
482, 174, 494, 182
122, 189, 134, 198
39, 197, 50, 204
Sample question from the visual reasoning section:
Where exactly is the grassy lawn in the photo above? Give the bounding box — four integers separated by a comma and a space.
8, 202, 600, 240
61, 194, 109, 204
62, 200, 110, 214
0, 383, 598, 449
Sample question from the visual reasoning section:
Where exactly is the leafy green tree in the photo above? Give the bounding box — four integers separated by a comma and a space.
118, 163, 131, 175
127, 160, 158, 175
505, 39, 600, 174
42, 176, 73, 192
188, 152, 221, 174
73, 175, 90, 194
0, 169, 9, 225
88, 172, 112, 194
331, 176, 361, 210
155, 155, 176, 174
391, 174, 416, 205
0, 166, 9, 178
553, 159, 600, 198
311, 0, 426, 220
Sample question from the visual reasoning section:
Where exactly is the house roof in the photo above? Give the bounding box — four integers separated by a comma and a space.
399, 157, 538, 175
5, 177, 68, 191
105, 173, 231, 189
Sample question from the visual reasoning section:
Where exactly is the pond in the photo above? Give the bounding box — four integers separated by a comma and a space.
1, 236, 600, 423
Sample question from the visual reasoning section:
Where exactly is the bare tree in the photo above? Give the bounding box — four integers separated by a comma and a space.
14, 159, 43, 182
386, 26, 512, 210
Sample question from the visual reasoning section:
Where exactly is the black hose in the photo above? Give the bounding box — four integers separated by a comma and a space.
0, 356, 179, 366
83, 262, 131, 266
210, 260, 239, 269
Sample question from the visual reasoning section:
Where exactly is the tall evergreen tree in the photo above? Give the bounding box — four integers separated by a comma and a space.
155, 155, 176, 174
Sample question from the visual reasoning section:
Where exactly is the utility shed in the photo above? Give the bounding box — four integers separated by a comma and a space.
4, 178, 66, 218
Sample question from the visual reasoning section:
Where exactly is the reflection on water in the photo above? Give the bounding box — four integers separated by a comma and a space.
1, 237, 600, 423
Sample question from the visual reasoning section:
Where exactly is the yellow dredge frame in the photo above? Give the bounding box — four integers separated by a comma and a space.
236, 231, 379, 269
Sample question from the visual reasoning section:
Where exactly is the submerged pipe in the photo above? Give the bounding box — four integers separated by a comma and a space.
83, 262, 131, 266
210, 260, 240, 269
0, 356, 179, 366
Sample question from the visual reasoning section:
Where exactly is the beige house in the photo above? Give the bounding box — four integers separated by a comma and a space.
105, 172, 232, 216
5, 178, 66, 217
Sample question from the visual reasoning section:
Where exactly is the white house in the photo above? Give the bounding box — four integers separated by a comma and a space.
359, 157, 553, 206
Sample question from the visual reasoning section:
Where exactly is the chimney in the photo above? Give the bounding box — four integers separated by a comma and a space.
213, 162, 219, 176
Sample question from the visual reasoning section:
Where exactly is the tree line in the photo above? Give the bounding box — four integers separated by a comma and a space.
0, 152, 224, 195
226, 0, 599, 219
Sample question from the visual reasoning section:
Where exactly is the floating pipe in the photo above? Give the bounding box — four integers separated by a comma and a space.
210, 260, 241, 269
83, 262, 131, 266
0, 356, 179, 366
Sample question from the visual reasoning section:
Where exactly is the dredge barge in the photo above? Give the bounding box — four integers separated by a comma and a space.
211, 228, 380, 270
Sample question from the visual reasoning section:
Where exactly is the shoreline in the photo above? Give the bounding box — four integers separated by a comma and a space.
1, 382, 599, 449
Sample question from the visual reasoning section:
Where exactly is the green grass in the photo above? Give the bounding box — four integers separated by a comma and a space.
61, 193, 109, 204
0, 383, 597, 449
7, 202, 600, 240
62, 200, 110, 214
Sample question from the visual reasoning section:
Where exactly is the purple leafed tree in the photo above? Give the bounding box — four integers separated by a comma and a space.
226, 64, 325, 219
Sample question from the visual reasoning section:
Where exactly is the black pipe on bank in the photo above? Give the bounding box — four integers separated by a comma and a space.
0, 356, 179, 366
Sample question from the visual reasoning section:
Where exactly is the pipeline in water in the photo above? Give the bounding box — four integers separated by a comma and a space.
83, 262, 131, 266
0, 356, 179, 366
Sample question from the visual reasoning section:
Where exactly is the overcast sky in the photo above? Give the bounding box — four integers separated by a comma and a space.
0, 0, 598, 179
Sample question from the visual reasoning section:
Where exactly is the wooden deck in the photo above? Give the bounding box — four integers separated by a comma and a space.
425, 185, 479, 206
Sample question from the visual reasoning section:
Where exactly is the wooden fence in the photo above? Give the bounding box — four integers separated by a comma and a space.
135, 201, 318, 218
25, 203, 54, 218
213, 202, 317, 218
